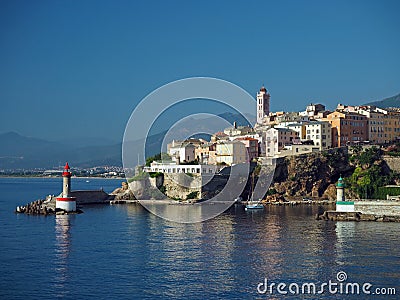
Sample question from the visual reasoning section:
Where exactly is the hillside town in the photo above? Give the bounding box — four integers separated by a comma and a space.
145, 86, 400, 173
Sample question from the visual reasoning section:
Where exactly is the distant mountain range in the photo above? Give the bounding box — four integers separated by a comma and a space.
0, 131, 122, 169
365, 93, 400, 108
0, 112, 254, 169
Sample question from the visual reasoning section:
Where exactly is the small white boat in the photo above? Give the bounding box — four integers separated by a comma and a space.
244, 173, 264, 210
245, 201, 264, 210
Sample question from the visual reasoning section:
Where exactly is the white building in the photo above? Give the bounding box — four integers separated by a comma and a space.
265, 128, 299, 157
223, 124, 253, 137
286, 122, 307, 139
215, 140, 247, 165
304, 121, 332, 150
280, 144, 320, 157
299, 103, 326, 118
145, 161, 221, 174
257, 86, 270, 124
168, 142, 196, 163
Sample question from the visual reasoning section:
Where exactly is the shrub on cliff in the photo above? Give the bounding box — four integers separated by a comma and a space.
145, 153, 171, 167
128, 171, 149, 182
349, 146, 381, 168
186, 191, 198, 200
346, 147, 393, 198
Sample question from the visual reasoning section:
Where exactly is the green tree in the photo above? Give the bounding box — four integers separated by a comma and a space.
145, 153, 171, 167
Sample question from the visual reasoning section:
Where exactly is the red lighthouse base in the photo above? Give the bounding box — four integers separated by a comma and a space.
56, 197, 77, 212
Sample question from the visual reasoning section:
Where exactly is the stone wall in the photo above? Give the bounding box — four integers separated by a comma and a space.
382, 155, 400, 173
354, 200, 400, 216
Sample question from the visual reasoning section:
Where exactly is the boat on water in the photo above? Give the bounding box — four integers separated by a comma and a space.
245, 201, 264, 210
244, 172, 264, 210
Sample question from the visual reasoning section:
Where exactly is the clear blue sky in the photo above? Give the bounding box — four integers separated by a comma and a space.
0, 0, 399, 142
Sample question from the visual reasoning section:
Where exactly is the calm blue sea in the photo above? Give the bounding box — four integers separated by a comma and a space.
0, 177, 399, 299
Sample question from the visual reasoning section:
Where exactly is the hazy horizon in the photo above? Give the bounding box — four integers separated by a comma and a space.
1, 0, 399, 141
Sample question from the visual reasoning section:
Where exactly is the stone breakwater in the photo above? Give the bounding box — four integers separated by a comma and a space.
15, 198, 83, 215
16, 199, 52, 215
15, 182, 134, 215
316, 211, 400, 222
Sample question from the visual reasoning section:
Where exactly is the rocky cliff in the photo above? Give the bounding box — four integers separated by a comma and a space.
269, 147, 353, 199
126, 147, 400, 201
111, 182, 136, 200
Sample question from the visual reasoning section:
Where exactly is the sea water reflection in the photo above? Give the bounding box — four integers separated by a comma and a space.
3, 178, 399, 299
54, 215, 73, 298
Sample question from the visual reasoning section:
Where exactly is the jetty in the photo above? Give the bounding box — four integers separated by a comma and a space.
317, 177, 400, 222
15, 163, 134, 215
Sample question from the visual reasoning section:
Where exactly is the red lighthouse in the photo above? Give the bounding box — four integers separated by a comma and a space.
56, 162, 76, 212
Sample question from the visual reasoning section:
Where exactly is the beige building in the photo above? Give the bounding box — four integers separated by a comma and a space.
215, 140, 247, 165
355, 107, 386, 144
195, 143, 217, 165
265, 127, 299, 157
234, 137, 259, 161
383, 109, 400, 143
304, 121, 332, 150
336, 105, 400, 144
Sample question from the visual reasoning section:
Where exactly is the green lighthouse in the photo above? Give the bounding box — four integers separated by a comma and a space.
336, 176, 354, 212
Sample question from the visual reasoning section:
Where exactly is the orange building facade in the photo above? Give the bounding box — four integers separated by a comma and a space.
324, 112, 368, 147
384, 109, 400, 143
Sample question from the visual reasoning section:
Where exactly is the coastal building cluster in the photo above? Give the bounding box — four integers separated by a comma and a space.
0, 165, 125, 177
145, 86, 400, 173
